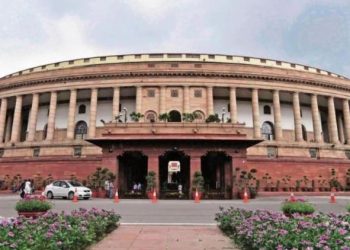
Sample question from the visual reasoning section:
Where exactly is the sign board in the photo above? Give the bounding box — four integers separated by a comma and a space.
168, 161, 180, 172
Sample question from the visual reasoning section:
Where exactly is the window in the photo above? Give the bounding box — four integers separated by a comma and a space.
208, 55, 215, 59
317, 69, 321, 73
267, 147, 277, 158
69, 60, 74, 65
290, 63, 296, 68
304, 66, 309, 70
227, 103, 230, 112
74, 121, 88, 139
53, 181, 60, 187
149, 54, 163, 58
41, 65, 46, 69
135, 55, 141, 59
226, 56, 233, 60
117, 55, 124, 60
260, 59, 266, 63
78, 104, 86, 114
171, 89, 179, 97
145, 111, 157, 123
263, 105, 271, 115
309, 148, 318, 159
261, 121, 274, 140
33, 147, 40, 157
84, 58, 90, 63
194, 89, 202, 98
0, 149, 4, 158
186, 54, 200, 58
276, 61, 282, 66
147, 89, 155, 97
100, 57, 106, 61
244, 57, 250, 62
29, 68, 34, 72
74, 147, 82, 157
54, 63, 60, 67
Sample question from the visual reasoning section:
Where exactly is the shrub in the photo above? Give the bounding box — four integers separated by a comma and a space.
281, 200, 315, 215
0, 208, 120, 250
216, 207, 350, 250
15, 195, 52, 212
347, 204, 350, 212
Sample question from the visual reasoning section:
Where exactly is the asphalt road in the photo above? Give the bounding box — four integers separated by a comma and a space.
1, 195, 349, 224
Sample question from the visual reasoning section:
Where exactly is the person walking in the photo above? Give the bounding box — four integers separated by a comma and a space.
109, 181, 114, 199
24, 179, 32, 196
104, 180, 110, 198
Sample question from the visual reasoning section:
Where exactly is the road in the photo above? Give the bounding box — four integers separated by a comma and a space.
1, 195, 349, 223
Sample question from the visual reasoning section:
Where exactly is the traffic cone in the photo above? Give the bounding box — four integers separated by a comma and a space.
114, 188, 119, 204
243, 188, 249, 203
330, 191, 336, 203
289, 192, 296, 202
72, 188, 78, 203
194, 188, 200, 203
152, 189, 157, 203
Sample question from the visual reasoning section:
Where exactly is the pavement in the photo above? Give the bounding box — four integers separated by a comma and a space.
1, 195, 349, 222
90, 225, 237, 250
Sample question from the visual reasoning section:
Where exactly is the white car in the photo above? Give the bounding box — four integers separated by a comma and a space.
44, 180, 92, 200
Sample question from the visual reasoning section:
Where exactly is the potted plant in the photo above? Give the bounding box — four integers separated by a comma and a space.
146, 171, 157, 198
262, 173, 272, 191
130, 112, 144, 122
11, 174, 22, 192
192, 171, 204, 199
15, 195, 52, 218
158, 113, 170, 122
281, 199, 315, 217
237, 169, 258, 198
281, 175, 291, 192
345, 169, 350, 191
329, 168, 343, 191
182, 112, 199, 122
33, 173, 44, 191
44, 174, 54, 187
205, 114, 221, 123
87, 167, 116, 198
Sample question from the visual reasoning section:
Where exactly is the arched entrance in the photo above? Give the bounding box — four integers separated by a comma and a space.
118, 151, 148, 198
168, 110, 181, 122
201, 151, 232, 199
159, 150, 190, 199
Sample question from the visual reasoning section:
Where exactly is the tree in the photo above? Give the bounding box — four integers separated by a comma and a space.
205, 114, 221, 123
158, 113, 170, 122
130, 112, 144, 122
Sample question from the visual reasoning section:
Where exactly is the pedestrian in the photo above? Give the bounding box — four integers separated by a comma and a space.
19, 180, 26, 198
109, 181, 114, 199
24, 179, 32, 196
104, 180, 110, 198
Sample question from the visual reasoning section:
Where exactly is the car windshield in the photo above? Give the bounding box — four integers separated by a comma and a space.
68, 181, 83, 187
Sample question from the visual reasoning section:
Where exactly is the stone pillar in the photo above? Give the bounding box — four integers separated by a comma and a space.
136, 86, 142, 114
338, 116, 345, 144
0, 98, 8, 143
183, 86, 190, 113
230, 87, 238, 123
112, 87, 120, 119
328, 96, 339, 144
147, 153, 159, 194
207, 86, 214, 115
272, 90, 282, 141
10, 95, 22, 143
88, 88, 98, 138
27, 93, 39, 142
5, 113, 12, 142
252, 89, 261, 138
159, 86, 166, 114
311, 94, 323, 143
342, 99, 350, 144
292, 92, 303, 142
190, 152, 202, 197
46, 92, 57, 141
66, 89, 77, 139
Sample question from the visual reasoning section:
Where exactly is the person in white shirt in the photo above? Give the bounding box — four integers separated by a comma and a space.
24, 180, 32, 196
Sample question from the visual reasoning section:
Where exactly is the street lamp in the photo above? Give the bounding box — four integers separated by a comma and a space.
122, 107, 128, 123
221, 107, 226, 123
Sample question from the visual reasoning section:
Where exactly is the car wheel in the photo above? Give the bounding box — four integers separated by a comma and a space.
47, 191, 54, 199
68, 192, 74, 200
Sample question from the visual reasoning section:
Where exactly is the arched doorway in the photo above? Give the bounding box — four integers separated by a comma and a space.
193, 110, 205, 122
261, 121, 274, 140
168, 110, 181, 122
145, 110, 157, 123
118, 151, 148, 198
201, 151, 232, 199
75, 121, 88, 139
159, 150, 190, 199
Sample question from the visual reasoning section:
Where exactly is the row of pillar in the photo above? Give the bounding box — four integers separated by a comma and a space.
0, 86, 349, 144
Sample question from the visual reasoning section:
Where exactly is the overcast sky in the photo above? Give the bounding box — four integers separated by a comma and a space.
1, 0, 349, 77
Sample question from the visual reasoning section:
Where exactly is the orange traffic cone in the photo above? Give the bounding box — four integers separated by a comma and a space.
114, 188, 119, 204
194, 188, 200, 203
243, 188, 249, 203
289, 192, 296, 202
152, 189, 157, 203
330, 191, 336, 203
72, 188, 78, 203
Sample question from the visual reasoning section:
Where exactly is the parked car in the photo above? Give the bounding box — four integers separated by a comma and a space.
43, 180, 92, 200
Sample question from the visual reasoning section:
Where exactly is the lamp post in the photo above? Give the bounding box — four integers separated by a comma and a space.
122, 107, 128, 123
221, 107, 226, 123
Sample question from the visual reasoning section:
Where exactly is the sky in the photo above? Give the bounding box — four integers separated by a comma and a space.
0, 0, 349, 77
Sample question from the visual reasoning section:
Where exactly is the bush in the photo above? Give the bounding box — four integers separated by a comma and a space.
281, 200, 315, 215
347, 204, 350, 212
0, 208, 120, 250
216, 207, 350, 250
15, 195, 52, 212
